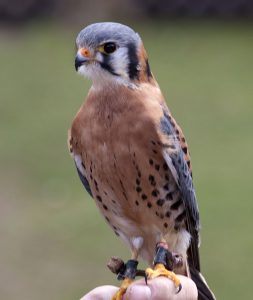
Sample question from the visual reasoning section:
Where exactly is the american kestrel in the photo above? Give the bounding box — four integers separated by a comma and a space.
69, 22, 215, 300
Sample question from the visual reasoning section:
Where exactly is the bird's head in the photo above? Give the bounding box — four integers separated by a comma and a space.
75, 22, 153, 87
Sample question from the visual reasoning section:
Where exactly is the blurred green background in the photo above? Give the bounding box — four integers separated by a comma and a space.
1, 1, 253, 299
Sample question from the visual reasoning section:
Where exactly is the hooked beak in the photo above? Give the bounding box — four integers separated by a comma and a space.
75, 48, 92, 71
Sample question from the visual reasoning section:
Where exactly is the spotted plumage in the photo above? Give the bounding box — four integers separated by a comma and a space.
69, 22, 215, 300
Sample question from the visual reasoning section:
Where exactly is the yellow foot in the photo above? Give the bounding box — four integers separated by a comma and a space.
145, 263, 181, 293
112, 278, 133, 300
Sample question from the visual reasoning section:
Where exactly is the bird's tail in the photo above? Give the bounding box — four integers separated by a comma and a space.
190, 267, 216, 300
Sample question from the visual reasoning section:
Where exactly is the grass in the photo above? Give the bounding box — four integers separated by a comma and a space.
0, 20, 253, 299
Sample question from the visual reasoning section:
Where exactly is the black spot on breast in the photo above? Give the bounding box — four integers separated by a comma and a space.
166, 211, 171, 218
149, 159, 154, 165
175, 210, 186, 223
157, 198, 165, 206
182, 147, 188, 154
96, 195, 102, 202
136, 178, 140, 185
135, 200, 139, 206
103, 204, 108, 210
163, 163, 168, 171
152, 189, 159, 197
136, 186, 142, 193
137, 171, 142, 178
81, 162, 86, 169
115, 231, 120, 236
171, 199, 182, 210
155, 164, 160, 171
94, 180, 99, 192
147, 202, 152, 208
155, 211, 159, 217
148, 175, 156, 186
152, 149, 158, 154
105, 216, 110, 223
141, 194, 147, 200
112, 199, 116, 204
165, 174, 170, 181
149, 174, 154, 181
163, 183, 169, 191
151, 140, 156, 145
174, 224, 180, 231
166, 192, 173, 200
164, 222, 168, 228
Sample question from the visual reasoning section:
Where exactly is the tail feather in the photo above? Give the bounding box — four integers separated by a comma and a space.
190, 267, 216, 300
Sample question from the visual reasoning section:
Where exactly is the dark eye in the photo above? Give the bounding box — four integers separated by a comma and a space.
103, 42, 117, 54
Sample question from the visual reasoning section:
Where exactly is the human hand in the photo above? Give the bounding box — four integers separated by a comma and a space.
81, 275, 198, 300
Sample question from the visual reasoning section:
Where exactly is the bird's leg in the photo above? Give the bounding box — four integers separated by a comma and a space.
145, 241, 182, 293
111, 237, 144, 300
111, 259, 138, 300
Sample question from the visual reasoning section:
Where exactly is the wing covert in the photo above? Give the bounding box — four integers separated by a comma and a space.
160, 109, 200, 271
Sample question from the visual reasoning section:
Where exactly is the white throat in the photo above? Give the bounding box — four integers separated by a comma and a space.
78, 64, 137, 90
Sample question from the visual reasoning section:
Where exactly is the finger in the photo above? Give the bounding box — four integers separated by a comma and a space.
124, 284, 151, 300
125, 275, 198, 300
80, 285, 118, 300
149, 276, 198, 300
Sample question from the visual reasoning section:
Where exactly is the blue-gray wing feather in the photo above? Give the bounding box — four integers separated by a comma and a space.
75, 163, 93, 197
160, 110, 200, 271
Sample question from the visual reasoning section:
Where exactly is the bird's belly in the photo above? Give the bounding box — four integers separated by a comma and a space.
83, 134, 186, 260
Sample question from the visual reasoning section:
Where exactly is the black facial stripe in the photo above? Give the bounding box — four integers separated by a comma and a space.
100, 54, 119, 76
145, 59, 152, 78
127, 43, 139, 80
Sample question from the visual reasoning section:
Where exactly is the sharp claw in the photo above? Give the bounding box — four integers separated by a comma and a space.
176, 283, 182, 294
144, 273, 148, 285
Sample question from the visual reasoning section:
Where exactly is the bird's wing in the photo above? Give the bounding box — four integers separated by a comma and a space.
75, 161, 93, 197
68, 131, 93, 197
159, 108, 200, 271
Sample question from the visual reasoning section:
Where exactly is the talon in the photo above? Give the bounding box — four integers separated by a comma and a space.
144, 272, 148, 285
145, 263, 181, 293
176, 283, 182, 294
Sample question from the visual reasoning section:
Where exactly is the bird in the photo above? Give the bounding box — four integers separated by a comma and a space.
69, 22, 216, 300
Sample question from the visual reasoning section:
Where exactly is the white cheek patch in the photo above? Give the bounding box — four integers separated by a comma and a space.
96, 52, 103, 63
111, 47, 129, 79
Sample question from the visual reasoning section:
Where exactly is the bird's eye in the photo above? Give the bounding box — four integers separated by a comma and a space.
103, 42, 117, 54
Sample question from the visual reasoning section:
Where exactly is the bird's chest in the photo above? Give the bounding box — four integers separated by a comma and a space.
80, 114, 184, 234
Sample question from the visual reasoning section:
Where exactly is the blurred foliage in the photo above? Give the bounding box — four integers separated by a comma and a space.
0, 20, 253, 300
1, 0, 253, 23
